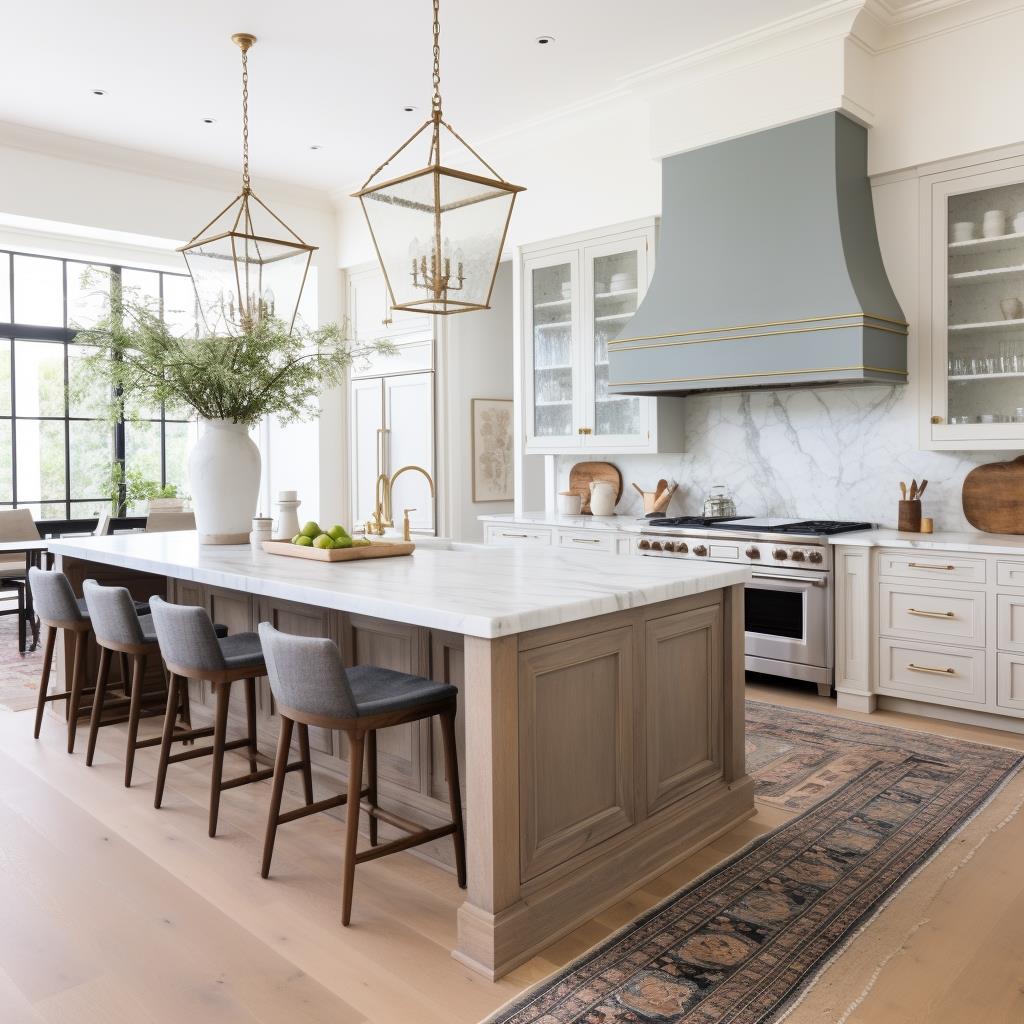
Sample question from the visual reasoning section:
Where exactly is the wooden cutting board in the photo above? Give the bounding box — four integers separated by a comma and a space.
262, 539, 415, 561
962, 455, 1024, 534
567, 461, 623, 515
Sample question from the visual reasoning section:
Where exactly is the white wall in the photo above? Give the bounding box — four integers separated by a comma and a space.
0, 123, 344, 525
441, 262, 516, 541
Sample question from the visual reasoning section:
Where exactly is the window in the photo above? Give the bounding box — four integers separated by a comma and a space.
0, 249, 199, 522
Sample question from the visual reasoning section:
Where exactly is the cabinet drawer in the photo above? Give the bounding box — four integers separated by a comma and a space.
877, 549, 986, 585
878, 583, 985, 647
877, 638, 986, 705
997, 593, 1024, 653
484, 525, 552, 547
997, 653, 1024, 712
557, 530, 615, 553
997, 561, 1024, 589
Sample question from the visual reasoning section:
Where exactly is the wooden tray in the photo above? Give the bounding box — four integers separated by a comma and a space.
262, 539, 415, 562
567, 461, 623, 515
963, 455, 1024, 534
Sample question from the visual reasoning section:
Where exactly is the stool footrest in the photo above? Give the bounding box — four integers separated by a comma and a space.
361, 802, 430, 836
276, 783, 369, 826
219, 766, 276, 791
354, 823, 457, 865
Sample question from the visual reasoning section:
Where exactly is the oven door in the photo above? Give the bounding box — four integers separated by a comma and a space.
744, 569, 832, 684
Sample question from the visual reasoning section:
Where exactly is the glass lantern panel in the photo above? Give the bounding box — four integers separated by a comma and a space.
592, 250, 641, 437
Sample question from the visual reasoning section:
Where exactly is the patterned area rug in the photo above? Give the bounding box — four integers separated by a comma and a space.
487, 702, 1023, 1024
0, 612, 40, 712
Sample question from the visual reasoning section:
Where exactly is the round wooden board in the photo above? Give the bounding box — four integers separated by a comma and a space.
962, 455, 1024, 534
567, 461, 623, 515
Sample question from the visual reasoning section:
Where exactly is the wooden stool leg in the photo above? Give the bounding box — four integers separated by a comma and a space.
66, 630, 89, 754
178, 676, 193, 745
440, 708, 467, 889
342, 730, 365, 926
208, 682, 231, 838
297, 723, 314, 805
17, 584, 25, 655
244, 677, 258, 773
84, 646, 112, 763
261, 716, 294, 879
154, 675, 181, 809
118, 652, 131, 697
123, 653, 147, 787
367, 729, 379, 847
32, 625, 57, 739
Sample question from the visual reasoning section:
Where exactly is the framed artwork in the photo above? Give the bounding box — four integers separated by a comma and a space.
471, 398, 514, 502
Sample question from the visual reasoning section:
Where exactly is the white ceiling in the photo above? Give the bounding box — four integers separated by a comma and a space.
1, 0, 831, 193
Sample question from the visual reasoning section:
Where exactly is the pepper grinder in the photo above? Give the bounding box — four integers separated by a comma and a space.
274, 490, 302, 541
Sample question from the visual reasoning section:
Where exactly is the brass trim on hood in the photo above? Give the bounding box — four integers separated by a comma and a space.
609, 311, 909, 349
610, 364, 909, 388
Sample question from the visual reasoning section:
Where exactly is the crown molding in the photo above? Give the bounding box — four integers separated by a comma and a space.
857, 0, 1024, 51
0, 119, 335, 213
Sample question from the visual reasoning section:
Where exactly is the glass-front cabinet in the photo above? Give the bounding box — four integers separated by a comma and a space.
922, 159, 1024, 450
521, 219, 683, 454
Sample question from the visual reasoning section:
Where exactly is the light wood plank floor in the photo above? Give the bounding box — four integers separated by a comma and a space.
1, 682, 1022, 1023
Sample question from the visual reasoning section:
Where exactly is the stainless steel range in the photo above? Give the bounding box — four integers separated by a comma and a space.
636, 516, 872, 696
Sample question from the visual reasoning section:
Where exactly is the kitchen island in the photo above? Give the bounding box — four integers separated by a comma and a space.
47, 533, 752, 979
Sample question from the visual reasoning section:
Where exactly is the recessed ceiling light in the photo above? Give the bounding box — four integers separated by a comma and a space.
202, 117, 216, 124
535, 35, 555, 45
310, 144, 323, 151
403, 105, 417, 113
91, 88, 107, 96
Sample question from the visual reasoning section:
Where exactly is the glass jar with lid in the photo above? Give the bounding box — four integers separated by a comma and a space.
703, 485, 737, 518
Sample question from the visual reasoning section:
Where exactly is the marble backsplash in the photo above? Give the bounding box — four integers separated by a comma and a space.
558, 386, 1021, 532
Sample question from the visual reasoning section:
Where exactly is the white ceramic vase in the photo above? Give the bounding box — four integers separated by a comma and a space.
189, 419, 261, 544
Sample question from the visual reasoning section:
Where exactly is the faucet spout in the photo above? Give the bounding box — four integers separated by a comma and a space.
387, 465, 435, 534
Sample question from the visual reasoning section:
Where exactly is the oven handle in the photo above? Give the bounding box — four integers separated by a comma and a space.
749, 571, 827, 587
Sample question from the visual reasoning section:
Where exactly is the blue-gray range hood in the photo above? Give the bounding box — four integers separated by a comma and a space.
608, 112, 907, 396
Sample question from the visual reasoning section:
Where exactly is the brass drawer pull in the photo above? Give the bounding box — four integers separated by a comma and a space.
908, 608, 955, 618
908, 663, 956, 676
908, 562, 955, 570
571, 537, 601, 544
501, 533, 529, 539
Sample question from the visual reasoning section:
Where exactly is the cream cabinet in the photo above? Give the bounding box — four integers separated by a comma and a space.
519, 220, 685, 455
919, 157, 1024, 450
835, 541, 1024, 726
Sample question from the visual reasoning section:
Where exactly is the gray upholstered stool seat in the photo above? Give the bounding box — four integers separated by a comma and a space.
346, 665, 457, 717
136, 615, 228, 646
148, 596, 291, 839
257, 622, 466, 925
76, 596, 150, 618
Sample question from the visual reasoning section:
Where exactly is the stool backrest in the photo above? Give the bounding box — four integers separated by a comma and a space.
258, 622, 358, 719
148, 595, 226, 673
28, 567, 85, 626
0, 508, 40, 575
82, 579, 146, 647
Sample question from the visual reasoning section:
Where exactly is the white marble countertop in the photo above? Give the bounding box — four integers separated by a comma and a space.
49, 532, 748, 639
830, 528, 1024, 555
479, 512, 644, 534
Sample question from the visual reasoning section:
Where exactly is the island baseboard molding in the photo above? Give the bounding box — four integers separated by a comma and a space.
51, 550, 752, 980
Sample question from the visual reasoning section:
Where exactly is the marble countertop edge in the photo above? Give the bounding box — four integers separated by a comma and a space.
829, 528, 1024, 555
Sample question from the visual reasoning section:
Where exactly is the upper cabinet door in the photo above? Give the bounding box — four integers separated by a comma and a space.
922, 160, 1024, 450
384, 372, 435, 534
523, 251, 585, 451
582, 237, 653, 450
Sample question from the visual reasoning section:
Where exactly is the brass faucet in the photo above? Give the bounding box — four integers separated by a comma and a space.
366, 465, 435, 536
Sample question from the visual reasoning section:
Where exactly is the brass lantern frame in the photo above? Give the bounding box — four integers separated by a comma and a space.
178, 32, 318, 335
352, 0, 525, 316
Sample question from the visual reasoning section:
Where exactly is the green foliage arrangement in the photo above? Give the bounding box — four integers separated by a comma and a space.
73, 275, 396, 428
107, 462, 160, 516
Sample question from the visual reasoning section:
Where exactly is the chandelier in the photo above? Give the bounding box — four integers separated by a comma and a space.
353, 0, 525, 316
179, 33, 317, 335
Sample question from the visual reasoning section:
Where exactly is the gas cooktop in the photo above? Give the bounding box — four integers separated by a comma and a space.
644, 516, 873, 536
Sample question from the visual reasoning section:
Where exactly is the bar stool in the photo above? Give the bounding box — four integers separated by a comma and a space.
81, 580, 227, 787
257, 622, 466, 925
28, 567, 149, 752
148, 596, 308, 837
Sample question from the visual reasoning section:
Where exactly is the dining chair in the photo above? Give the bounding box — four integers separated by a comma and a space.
146, 511, 196, 533
0, 508, 42, 651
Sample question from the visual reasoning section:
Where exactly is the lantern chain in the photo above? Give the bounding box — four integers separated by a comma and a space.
431, 0, 442, 117
241, 41, 250, 191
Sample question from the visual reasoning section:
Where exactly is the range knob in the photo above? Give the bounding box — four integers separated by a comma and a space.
693, 545, 708, 557
663, 541, 676, 553
677, 542, 689, 554
808, 551, 823, 564
638, 539, 651, 550
745, 546, 760, 559
651, 541, 662, 551
772, 548, 788, 561
791, 550, 805, 562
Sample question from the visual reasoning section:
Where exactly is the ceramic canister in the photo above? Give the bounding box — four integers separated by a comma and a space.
983, 210, 1007, 238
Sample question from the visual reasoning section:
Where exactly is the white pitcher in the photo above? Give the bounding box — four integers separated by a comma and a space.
589, 480, 617, 517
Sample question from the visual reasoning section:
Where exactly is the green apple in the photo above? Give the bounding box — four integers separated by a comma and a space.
300, 520, 321, 539
327, 524, 350, 541
294, 535, 313, 547
353, 537, 371, 546
290, 534, 302, 544
333, 535, 353, 549
312, 534, 334, 549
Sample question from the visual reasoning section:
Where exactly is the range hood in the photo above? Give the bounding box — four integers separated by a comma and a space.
608, 112, 907, 396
